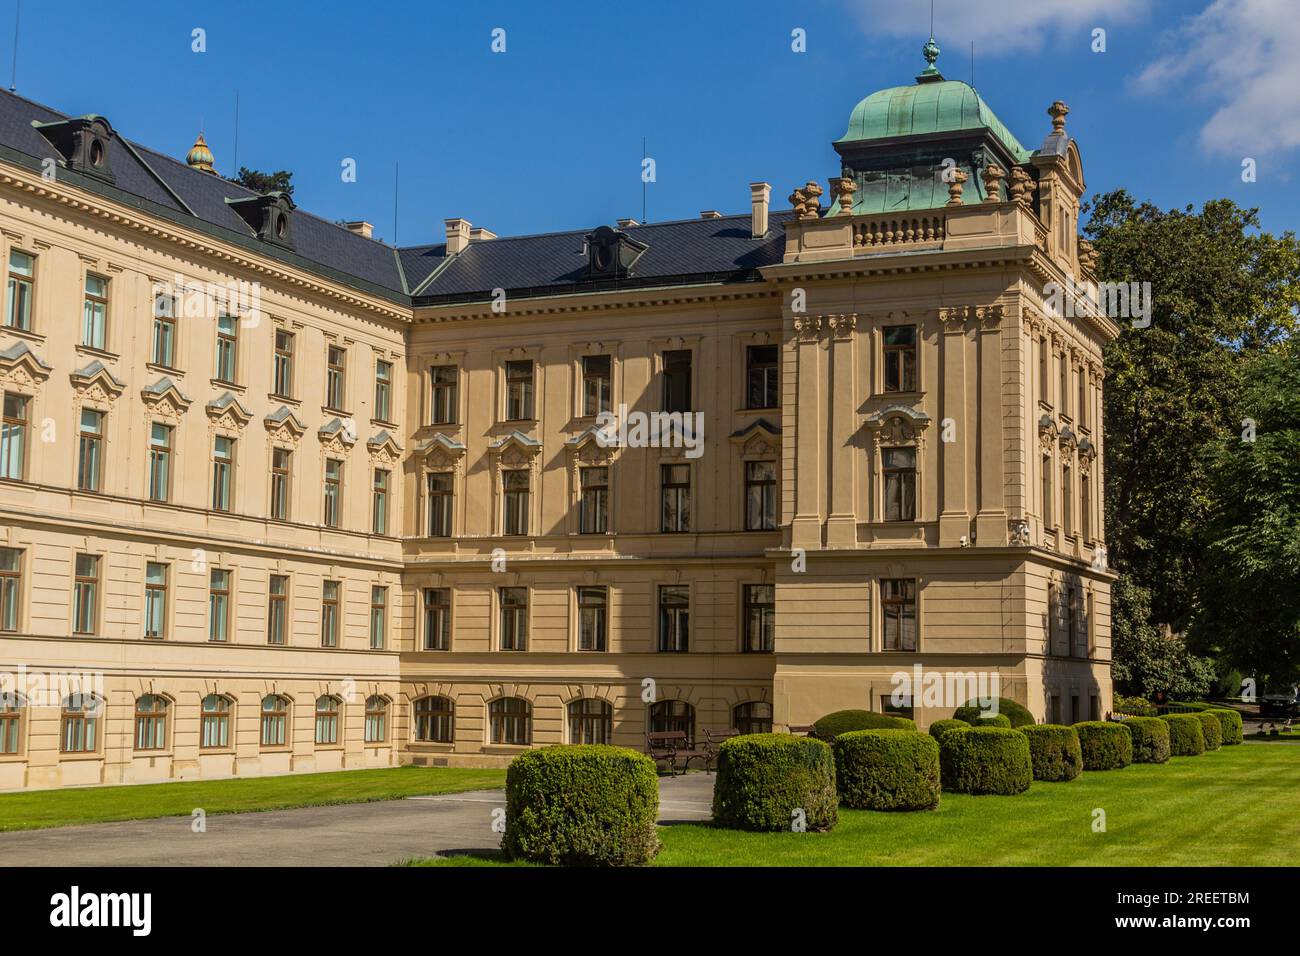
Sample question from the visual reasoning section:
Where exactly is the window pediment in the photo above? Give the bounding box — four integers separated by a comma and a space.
264, 405, 306, 444
69, 360, 123, 403
0, 341, 52, 390
864, 405, 930, 445
205, 391, 252, 431
140, 376, 192, 419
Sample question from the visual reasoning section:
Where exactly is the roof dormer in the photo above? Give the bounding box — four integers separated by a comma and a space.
226, 191, 296, 249
585, 225, 647, 280
32, 114, 116, 184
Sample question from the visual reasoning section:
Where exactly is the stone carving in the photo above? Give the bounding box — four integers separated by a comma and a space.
829, 176, 857, 213
827, 313, 857, 338
1009, 519, 1032, 546
982, 163, 1005, 203
1077, 238, 1098, 274
793, 315, 822, 340
1048, 100, 1070, 133
1008, 167, 1035, 208
946, 169, 968, 206
789, 181, 824, 219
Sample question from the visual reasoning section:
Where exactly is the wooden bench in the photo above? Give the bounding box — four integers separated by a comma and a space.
702, 728, 741, 772
646, 731, 708, 775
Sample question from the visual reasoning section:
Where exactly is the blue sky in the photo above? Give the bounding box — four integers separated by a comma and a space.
4, 0, 1295, 245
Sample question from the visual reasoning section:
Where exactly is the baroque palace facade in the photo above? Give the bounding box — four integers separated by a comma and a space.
0, 43, 1116, 788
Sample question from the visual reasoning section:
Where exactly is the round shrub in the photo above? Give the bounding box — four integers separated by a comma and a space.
1074, 721, 1133, 770
1207, 708, 1244, 745
712, 733, 838, 832
953, 697, 1035, 728
928, 718, 971, 742
1114, 694, 1158, 717
811, 710, 916, 741
967, 713, 1012, 729
1124, 716, 1170, 764
501, 745, 660, 866
834, 731, 940, 811
1017, 724, 1083, 781
939, 727, 1032, 795
1160, 713, 1206, 756
1195, 711, 1222, 750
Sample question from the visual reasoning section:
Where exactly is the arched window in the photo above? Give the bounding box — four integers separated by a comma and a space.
0, 693, 24, 755
568, 698, 612, 745
364, 695, 388, 743
733, 701, 772, 736
200, 694, 232, 749
413, 696, 454, 743
261, 695, 290, 748
134, 694, 170, 751
649, 700, 695, 747
489, 697, 531, 745
60, 694, 102, 754
314, 695, 341, 746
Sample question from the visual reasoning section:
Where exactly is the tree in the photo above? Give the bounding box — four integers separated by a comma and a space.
1111, 577, 1216, 700
232, 167, 294, 197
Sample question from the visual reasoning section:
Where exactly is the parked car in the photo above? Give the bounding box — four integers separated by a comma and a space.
1260, 686, 1299, 717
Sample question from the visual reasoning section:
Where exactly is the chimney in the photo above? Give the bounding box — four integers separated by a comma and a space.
750, 182, 771, 238
344, 220, 373, 239
444, 218, 471, 255
700, 210, 722, 219
469, 226, 497, 242
616, 217, 639, 228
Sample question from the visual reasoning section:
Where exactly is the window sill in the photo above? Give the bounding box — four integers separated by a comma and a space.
738, 406, 779, 414
371, 418, 397, 430
74, 344, 119, 362
322, 407, 352, 418
211, 378, 244, 393
0, 325, 43, 344
268, 394, 300, 406
875, 390, 923, 400
145, 362, 184, 378
58, 753, 105, 762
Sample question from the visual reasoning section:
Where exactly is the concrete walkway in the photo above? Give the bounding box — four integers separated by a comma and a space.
0, 772, 716, 867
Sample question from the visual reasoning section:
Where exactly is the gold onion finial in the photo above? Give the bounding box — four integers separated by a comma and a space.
187, 132, 215, 174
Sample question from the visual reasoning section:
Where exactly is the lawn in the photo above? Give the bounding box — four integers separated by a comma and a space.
418, 742, 1300, 867
0, 766, 505, 832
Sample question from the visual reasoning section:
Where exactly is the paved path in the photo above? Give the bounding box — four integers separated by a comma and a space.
0, 772, 716, 867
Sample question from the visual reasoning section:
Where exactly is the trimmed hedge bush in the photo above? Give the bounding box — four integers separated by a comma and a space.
1124, 716, 1171, 764
1208, 708, 1244, 745
834, 730, 940, 811
1160, 714, 1206, 755
1017, 724, 1083, 781
939, 727, 1032, 795
1195, 711, 1223, 750
501, 745, 660, 866
811, 710, 917, 741
1114, 694, 1158, 717
953, 697, 1035, 728
712, 733, 838, 832
928, 718, 971, 742
1074, 721, 1133, 770
967, 713, 1012, 729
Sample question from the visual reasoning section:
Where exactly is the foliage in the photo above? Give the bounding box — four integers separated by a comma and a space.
952, 697, 1034, 728
1160, 714, 1206, 756
1123, 716, 1171, 763
1207, 708, 1244, 745
233, 167, 295, 197
1113, 694, 1158, 717
1110, 577, 1216, 700
711, 734, 838, 832
1017, 724, 1083, 781
1073, 721, 1134, 770
938, 728, 1032, 795
927, 718, 971, 741
811, 710, 916, 741
834, 731, 940, 811
1194, 711, 1223, 751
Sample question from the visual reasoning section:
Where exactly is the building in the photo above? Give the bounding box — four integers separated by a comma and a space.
0, 40, 1115, 789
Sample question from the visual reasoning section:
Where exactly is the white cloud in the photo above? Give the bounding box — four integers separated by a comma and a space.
842, 0, 1150, 55
1135, 0, 1300, 157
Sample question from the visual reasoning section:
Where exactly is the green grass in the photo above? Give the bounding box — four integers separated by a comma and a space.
0, 766, 505, 832
417, 743, 1300, 867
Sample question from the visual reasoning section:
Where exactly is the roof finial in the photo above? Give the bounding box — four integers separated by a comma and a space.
918, 35, 943, 82
186, 131, 216, 174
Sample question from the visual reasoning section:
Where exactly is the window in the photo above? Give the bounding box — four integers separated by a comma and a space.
134, 694, 169, 751
1060, 354, 1070, 416
568, 699, 612, 744
323, 459, 343, 527
273, 329, 294, 397
743, 584, 775, 653
1068, 586, 1084, 657
374, 359, 393, 422
577, 585, 607, 651
260, 695, 289, 748
60, 695, 101, 753
733, 701, 773, 735
215, 314, 238, 383
372, 468, 390, 535
1062, 462, 1073, 537
0, 547, 20, 632
1081, 472, 1092, 541
211, 436, 234, 512
881, 578, 917, 651
658, 584, 689, 652
151, 294, 176, 367
579, 466, 609, 534
270, 447, 291, 520
369, 586, 387, 649
0, 694, 22, 754
882, 694, 914, 719
144, 562, 167, 639
660, 463, 690, 532
649, 700, 694, 747
414, 696, 454, 743
582, 354, 611, 416
81, 275, 108, 350
502, 469, 529, 536
77, 408, 103, 492
200, 695, 232, 749
4, 250, 33, 330
504, 360, 533, 420
314, 695, 340, 745
744, 460, 777, 530
427, 472, 452, 537
1042, 453, 1053, 529
489, 697, 531, 745
1078, 370, 1087, 429
430, 365, 458, 424
883, 325, 917, 392
423, 587, 451, 650
364, 695, 388, 743
499, 586, 528, 651
1038, 336, 1049, 403
662, 349, 692, 413
326, 345, 347, 410
746, 344, 778, 409
267, 574, 289, 645
147, 422, 172, 502
0, 392, 29, 480
73, 554, 99, 635
882, 447, 916, 521
208, 569, 231, 642
320, 580, 340, 648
